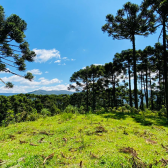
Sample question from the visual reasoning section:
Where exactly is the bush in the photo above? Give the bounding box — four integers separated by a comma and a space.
2, 109, 15, 126
107, 107, 112, 112
26, 109, 39, 121
131, 107, 139, 114
96, 107, 106, 114
61, 112, 73, 121
158, 105, 166, 117
50, 104, 61, 115
16, 111, 27, 122
79, 106, 85, 114
64, 105, 78, 114
112, 107, 117, 113
41, 108, 51, 118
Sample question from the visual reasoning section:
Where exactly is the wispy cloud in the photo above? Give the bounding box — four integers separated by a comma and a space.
45, 71, 49, 73
54, 60, 61, 63
1, 75, 62, 86
33, 48, 60, 63
27, 69, 42, 75
94, 64, 103, 66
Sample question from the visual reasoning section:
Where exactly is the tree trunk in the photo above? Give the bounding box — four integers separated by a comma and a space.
132, 34, 138, 108
141, 71, 144, 110
150, 74, 153, 110
113, 78, 116, 107
92, 76, 95, 111
163, 15, 168, 118
86, 77, 88, 112
146, 66, 148, 108
128, 63, 132, 107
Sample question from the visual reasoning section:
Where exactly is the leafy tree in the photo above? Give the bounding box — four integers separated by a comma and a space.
102, 2, 156, 108
0, 5, 36, 88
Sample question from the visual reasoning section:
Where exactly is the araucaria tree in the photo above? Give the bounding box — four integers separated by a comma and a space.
68, 67, 90, 111
102, 2, 155, 109
141, 0, 168, 116
0, 5, 36, 88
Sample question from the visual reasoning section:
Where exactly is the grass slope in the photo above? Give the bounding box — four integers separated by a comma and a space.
0, 112, 168, 167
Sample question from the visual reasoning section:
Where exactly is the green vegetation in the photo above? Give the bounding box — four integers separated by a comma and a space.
1, 107, 168, 167
0, 0, 168, 167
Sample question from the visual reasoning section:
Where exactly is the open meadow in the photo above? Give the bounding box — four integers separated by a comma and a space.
1, 110, 168, 168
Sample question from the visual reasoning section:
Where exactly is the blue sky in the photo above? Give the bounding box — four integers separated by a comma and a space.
0, 0, 162, 93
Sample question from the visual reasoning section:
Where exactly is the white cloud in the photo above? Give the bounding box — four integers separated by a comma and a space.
62, 57, 70, 61
71, 59, 75, 61
39, 84, 70, 91
33, 48, 60, 63
1, 75, 62, 86
38, 77, 62, 85
54, 60, 61, 63
45, 71, 49, 73
62, 57, 67, 59
27, 69, 42, 75
94, 64, 103, 66
0, 85, 39, 93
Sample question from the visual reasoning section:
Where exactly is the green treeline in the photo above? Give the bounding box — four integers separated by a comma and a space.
0, 94, 68, 126
69, 44, 166, 111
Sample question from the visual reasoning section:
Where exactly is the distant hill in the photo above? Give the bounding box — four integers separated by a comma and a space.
0, 90, 75, 96
28, 90, 75, 95
0, 93, 19, 96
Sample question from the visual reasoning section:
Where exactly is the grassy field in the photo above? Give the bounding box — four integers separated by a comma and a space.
1, 111, 168, 167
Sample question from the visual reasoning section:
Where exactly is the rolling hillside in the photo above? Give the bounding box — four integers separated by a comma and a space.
0, 90, 75, 96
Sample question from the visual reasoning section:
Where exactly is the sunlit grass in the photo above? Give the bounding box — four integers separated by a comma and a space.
0, 111, 168, 167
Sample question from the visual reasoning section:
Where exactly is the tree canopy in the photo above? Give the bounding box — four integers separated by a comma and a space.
0, 5, 36, 88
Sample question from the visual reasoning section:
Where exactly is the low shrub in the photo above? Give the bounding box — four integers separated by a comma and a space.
79, 106, 85, 114
63, 105, 78, 114
96, 107, 106, 114
16, 111, 27, 122
26, 109, 39, 121
40, 108, 51, 118
158, 105, 166, 117
61, 112, 73, 121
2, 109, 15, 126
50, 104, 61, 115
